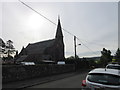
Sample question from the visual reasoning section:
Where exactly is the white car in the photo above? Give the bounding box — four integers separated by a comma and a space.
82, 68, 120, 90
106, 64, 120, 70
57, 61, 65, 65
20, 62, 35, 65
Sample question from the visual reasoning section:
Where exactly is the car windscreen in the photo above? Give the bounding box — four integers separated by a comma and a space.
107, 65, 120, 70
87, 73, 120, 85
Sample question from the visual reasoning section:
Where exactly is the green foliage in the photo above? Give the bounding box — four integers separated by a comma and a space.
114, 48, 120, 62
2, 40, 16, 56
95, 59, 101, 64
1, 40, 17, 63
100, 48, 112, 67
65, 56, 89, 69
112, 58, 116, 62
6, 40, 15, 56
66, 55, 79, 60
14, 50, 19, 59
2, 55, 13, 61
67, 56, 75, 60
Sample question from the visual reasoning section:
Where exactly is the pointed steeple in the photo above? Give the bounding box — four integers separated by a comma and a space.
55, 17, 63, 39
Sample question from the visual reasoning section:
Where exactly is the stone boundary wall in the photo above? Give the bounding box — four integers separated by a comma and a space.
2, 64, 75, 83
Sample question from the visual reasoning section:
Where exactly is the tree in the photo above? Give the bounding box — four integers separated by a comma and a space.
1, 40, 16, 61
0, 38, 5, 54
66, 55, 79, 60
6, 40, 14, 56
100, 48, 112, 67
67, 56, 75, 60
14, 50, 18, 58
115, 48, 120, 62
5, 40, 16, 57
14, 50, 19, 63
65, 56, 89, 70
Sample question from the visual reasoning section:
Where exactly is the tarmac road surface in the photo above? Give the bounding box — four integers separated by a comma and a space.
24, 71, 88, 88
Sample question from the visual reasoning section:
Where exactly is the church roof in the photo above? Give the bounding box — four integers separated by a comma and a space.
25, 39, 55, 55
17, 55, 28, 62
19, 18, 63, 57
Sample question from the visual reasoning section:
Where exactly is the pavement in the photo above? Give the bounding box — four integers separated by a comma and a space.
2, 69, 90, 90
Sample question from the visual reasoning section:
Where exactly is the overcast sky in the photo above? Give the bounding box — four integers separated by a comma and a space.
1, 1, 118, 58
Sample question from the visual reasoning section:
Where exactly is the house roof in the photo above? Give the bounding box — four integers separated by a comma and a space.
25, 39, 55, 55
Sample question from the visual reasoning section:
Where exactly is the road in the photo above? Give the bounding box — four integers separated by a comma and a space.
24, 71, 88, 88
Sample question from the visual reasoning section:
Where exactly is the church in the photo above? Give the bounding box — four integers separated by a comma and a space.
17, 18, 65, 63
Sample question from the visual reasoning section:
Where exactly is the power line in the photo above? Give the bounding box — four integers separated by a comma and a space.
18, 0, 57, 26
18, 0, 75, 37
76, 37, 99, 56
18, 0, 99, 56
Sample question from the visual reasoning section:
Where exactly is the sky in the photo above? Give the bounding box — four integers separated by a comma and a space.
1, 0, 118, 58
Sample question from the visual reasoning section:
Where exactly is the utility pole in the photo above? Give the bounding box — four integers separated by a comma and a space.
74, 36, 81, 71
74, 36, 77, 59
74, 36, 81, 59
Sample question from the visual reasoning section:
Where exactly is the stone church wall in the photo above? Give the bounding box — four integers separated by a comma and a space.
2, 64, 75, 83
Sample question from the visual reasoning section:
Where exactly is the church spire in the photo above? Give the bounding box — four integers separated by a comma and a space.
55, 17, 63, 39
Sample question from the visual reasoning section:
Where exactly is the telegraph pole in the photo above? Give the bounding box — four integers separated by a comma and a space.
74, 36, 77, 59
74, 36, 81, 59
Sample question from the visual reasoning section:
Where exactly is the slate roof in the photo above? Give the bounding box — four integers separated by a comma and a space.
25, 39, 55, 55
17, 55, 28, 62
